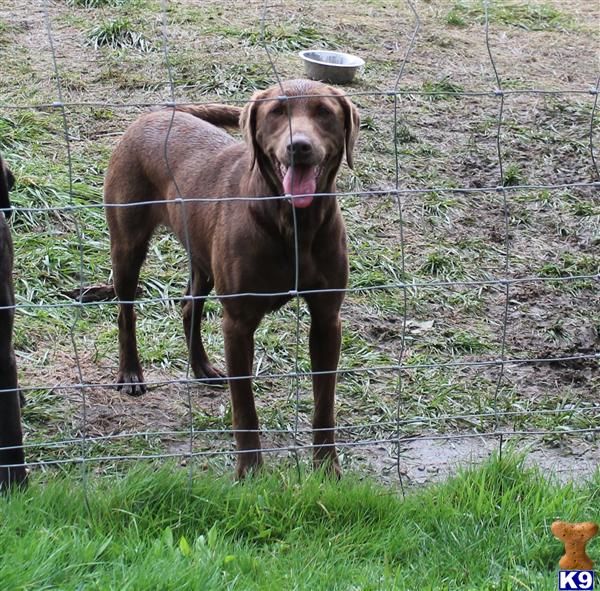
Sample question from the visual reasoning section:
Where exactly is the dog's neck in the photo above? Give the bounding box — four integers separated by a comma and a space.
242, 166, 338, 249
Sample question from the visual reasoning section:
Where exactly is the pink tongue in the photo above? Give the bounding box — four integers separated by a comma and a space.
283, 165, 317, 208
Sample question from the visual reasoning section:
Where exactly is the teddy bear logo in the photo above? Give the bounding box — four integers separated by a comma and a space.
552, 520, 598, 571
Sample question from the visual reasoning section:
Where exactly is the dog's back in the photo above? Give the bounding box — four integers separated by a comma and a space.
104, 106, 248, 257
104, 108, 242, 204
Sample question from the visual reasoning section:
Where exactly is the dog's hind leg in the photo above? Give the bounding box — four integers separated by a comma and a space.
0, 224, 27, 490
110, 227, 153, 397
182, 270, 226, 384
0, 339, 26, 490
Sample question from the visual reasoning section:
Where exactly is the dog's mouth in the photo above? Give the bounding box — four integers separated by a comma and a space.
275, 162, 322, 208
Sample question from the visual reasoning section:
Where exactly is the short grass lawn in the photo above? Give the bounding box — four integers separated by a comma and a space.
1, 455, 599, 590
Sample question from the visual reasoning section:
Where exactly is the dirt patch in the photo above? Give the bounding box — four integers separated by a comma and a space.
350, 436, 600, 487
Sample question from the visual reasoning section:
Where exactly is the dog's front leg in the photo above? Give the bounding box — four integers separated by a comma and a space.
307, 295, 343, 477
222, 311, 262, 478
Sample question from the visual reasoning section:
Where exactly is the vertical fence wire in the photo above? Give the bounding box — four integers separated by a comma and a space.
259, 0, 303, 480
42, 0, 90, 510
484, 0, 510, 457
392, 0, 420, 496
160, 0, 197, 488
589, 74, 600, 180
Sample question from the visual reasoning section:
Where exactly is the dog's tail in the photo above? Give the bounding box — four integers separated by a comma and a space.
170, 105, 242, 129
0, 154, 14, 219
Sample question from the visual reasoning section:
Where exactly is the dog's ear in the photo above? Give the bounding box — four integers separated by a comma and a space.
0, 154, 13, 218
328, 87, 360, 169
240, 89, 268, 169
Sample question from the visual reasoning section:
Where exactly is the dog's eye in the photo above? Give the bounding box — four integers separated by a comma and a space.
269, 103, 286, 116
316, 105, 333, 117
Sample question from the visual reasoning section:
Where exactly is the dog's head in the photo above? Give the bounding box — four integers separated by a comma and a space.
240, 79, 360, 208
0, 153, 15, 220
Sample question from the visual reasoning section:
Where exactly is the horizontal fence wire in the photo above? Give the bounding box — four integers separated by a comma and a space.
0, 87, 598, 111
1, 0, 598, 482
2, 181, 599, 218
4, 427, 600, 471
1, 352, 599, 395
5, 400, 600, 454
1, 273, 600, 312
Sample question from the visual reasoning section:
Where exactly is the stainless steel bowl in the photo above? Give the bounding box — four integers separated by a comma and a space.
298, 50, 365, 84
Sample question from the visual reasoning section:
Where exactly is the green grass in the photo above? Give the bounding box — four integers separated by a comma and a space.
183, 62, 273, 96
422, 328, 492, 355
422, 76, 465, 100
238, 24, 342, 52
503, 163, 525, 187
1, 455, 598, 590
419, 249, 466, 279
445, 1, 575, 31
445, 10, 467, 27
87, 19, 151, 51
67, 0, 126, 7
0, 112, 53, 150
0, 19, 22, 46
539, 253, 599, 278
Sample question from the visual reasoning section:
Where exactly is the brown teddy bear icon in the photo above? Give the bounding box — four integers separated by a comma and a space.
551, 520, 598, 570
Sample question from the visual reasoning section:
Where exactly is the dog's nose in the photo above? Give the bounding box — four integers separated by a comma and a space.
286, 137, 313, 162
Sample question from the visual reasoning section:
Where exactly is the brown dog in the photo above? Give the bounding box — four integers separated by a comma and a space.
104, 79, 359, 477
0, 153, 27, 490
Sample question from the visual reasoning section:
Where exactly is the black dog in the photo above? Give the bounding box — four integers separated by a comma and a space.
0, 153, 27, 490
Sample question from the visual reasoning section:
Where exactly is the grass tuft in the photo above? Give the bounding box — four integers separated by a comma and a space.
503, 163, 525, 186
239, 24, 342, 51
87, 19, 151, 51
538, 253, 599, 278
193, 63, 272, 96
67, 0, 125, 7
446, 10, 467, 27
0, 113, 52, 151
446, 1, 575, 32
422, 76, 465, 100
419, 249, 465, 279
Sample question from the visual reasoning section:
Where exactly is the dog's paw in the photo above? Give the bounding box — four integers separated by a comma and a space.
313, 454, 342, 480
0, 466, 28, 492
313, 454, 342, 479
116, 369, 147, 397
194, 361, 227, 386
235, 451, 263, 480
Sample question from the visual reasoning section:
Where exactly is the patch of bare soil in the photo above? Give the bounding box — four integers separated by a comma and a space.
352, 436, 600, 487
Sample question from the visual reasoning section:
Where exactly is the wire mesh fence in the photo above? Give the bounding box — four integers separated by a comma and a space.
0, 0, 598, 492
